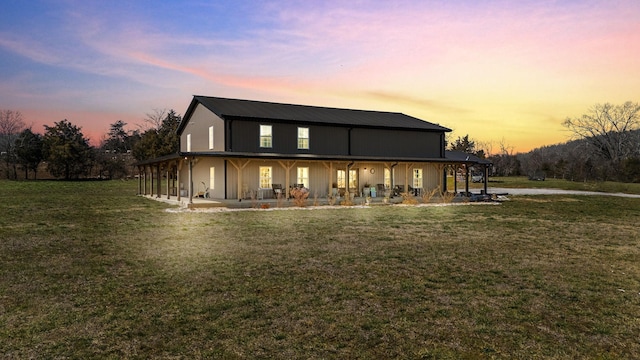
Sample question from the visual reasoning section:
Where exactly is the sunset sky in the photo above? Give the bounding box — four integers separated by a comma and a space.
1, 0, 639, 153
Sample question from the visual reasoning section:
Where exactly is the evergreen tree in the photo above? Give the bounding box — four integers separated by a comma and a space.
42, 119, 93, 179
133, 109, 181, 161
14, 128, 43, 179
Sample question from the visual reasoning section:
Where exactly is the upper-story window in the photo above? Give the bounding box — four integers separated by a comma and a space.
208, 126, 214, 150
186, 133, 192, 152
260, 125, 272, 148
297, 127, 309, 149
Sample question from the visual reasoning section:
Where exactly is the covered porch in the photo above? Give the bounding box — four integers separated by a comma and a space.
135, 152, 492, 208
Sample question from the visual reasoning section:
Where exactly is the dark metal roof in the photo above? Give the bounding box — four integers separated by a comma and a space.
179, 96, 451, 133
445, 150, 492, 165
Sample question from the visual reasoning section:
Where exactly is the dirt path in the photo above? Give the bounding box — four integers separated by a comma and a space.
488, 187, 640, 199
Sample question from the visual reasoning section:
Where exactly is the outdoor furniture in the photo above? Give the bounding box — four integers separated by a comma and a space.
272, 184, 283, 198
393, 185, 404, 197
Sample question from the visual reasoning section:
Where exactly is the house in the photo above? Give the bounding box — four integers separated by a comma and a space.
136, 96, 491, 204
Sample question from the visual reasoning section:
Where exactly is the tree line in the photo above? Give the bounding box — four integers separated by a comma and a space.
450, 102, 640, 183
2, 102, 639, 182
0, 109, 180, 180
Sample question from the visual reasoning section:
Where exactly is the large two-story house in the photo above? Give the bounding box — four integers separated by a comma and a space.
137, 96, 490, 204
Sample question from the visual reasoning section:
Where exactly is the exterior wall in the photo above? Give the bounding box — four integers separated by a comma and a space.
225, 160, 333, 199
177, 157, 226, 199
228, 119, 442, 158
223, 159, 442, 199
389, 163, 441, 192
180, 103, 225, 152
229, 119, 350, 155
174, 157, 445, 200
351, 128, 442, 158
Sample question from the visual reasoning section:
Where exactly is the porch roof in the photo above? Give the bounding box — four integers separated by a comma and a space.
445, 150, 492, 165
177, 151, 454, 163
135, 151, 493, 167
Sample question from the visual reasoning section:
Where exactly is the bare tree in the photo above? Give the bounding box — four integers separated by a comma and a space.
140, 108, 167, 131
563, 102, 640, 166
0, 109, 26, 179
476, 140, 494, 157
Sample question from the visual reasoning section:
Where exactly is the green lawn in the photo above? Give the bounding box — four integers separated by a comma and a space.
486, 176, 640, 195
1, 180, 639, 358
447, 175, 640, 195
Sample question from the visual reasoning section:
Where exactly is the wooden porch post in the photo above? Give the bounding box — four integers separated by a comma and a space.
278, 160, 296, 198
345, 163, 350, 199
166, 162, 171, 199
328, 162, 333, 197
150, 166, 154, 197
434, 164, 445, 192
465, 164, 470, 194
390, 163, 397, 193
405, 163, 409, 193
483, 165, 489, 194
228, 159, 251, 200
453, 165, 458, 194
177, 159, 183, 201
156, 164, 161, 198
188, 158, 193, 204
137, 166, 142, 195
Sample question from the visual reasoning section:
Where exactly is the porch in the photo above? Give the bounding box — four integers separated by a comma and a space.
135, 154, 492, 207
141, 183, 493, 210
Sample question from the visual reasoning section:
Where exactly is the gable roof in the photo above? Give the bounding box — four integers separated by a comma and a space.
178, 96, 451, 134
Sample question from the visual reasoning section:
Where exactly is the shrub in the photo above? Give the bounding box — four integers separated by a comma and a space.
401, 192, 419, 205
290, 187, 309, 207
340, 192, 354, 206
422, 187, 440, 203
440, 191, 456, 203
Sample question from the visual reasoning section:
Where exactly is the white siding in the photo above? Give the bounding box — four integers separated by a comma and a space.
180, 103, 225, 152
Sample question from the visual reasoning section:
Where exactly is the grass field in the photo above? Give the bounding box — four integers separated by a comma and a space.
487, 176, 640, 195
1, 179, 639, 358
448, 176, 640, 195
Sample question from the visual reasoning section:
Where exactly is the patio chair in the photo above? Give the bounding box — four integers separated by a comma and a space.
392, 185, 404, 197
272, 184, 283, 198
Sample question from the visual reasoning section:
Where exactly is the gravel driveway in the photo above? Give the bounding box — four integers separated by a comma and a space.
488, 187, 640, 199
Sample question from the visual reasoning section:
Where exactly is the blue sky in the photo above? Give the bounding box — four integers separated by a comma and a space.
1, 0, 639, 152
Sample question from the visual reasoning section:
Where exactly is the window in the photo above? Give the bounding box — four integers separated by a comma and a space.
349, 170, 357, 189
209, 126, 214, 150
297, 127, 309, 149
384, 168, 391, 189
297, 167, 309, 188
413, 168, 423, 189
186, 133, 191, 152
209, 167, 215, 190
337, 169, 357, 189
259, 166, 272, 188
260, 125, 272, 148
337, 170, 346, 188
